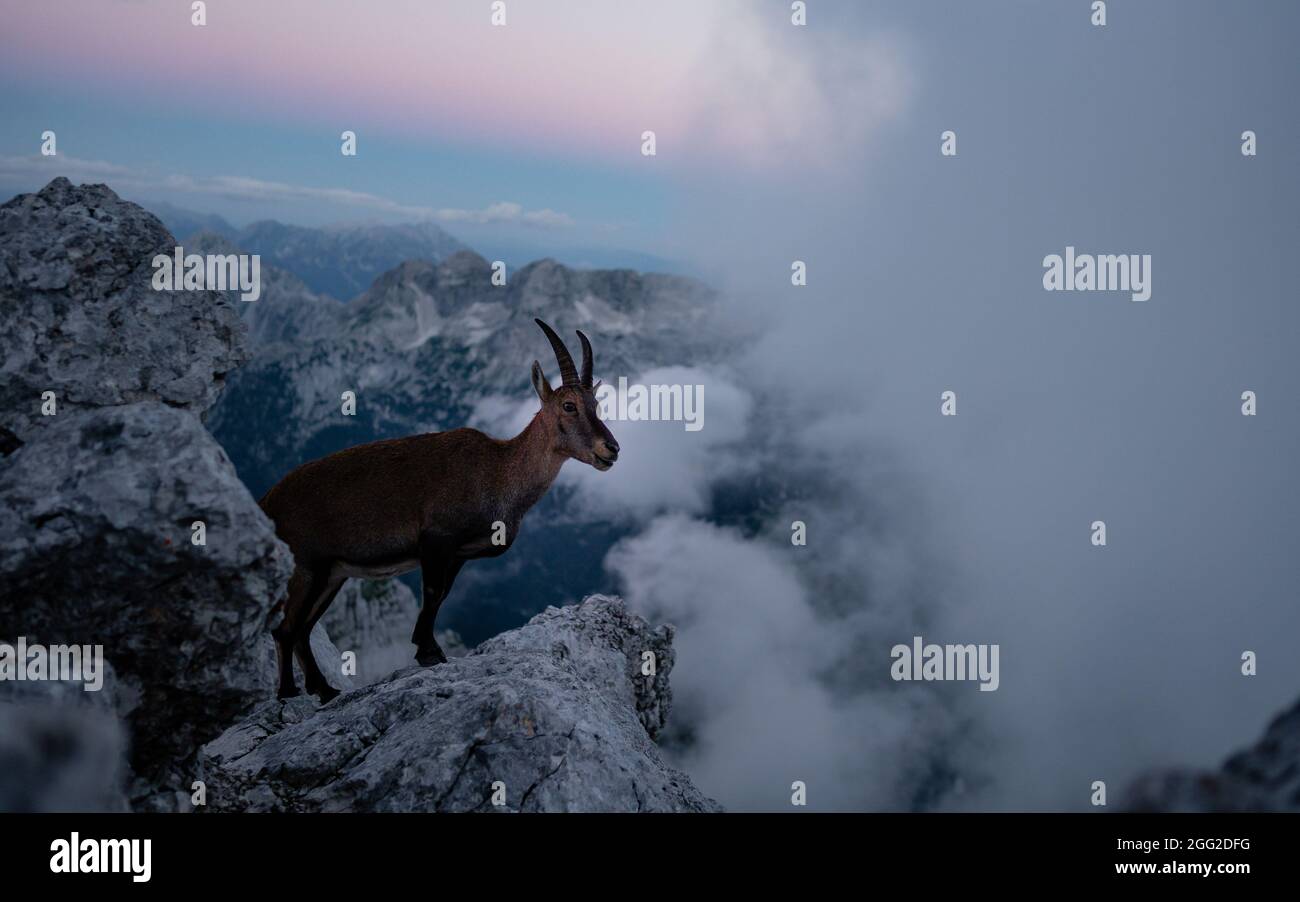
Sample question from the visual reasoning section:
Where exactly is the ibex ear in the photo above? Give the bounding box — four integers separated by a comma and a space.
531, 360, 552, 402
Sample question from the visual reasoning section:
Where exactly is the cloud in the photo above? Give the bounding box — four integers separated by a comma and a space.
564, 366, 753, 520
508, 349, 975, 811
674, 4, 914, 172
0, 155, 575, 228
607, 514, 961, 811
0, 154, 136, 183
433, 201, 574, 228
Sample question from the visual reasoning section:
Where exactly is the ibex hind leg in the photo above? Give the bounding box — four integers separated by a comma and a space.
273, 565, 319, 699
272, 636, 298, 699
294, 574, 346, 703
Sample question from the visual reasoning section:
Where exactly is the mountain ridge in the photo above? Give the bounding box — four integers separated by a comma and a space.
152, 207, 468, 300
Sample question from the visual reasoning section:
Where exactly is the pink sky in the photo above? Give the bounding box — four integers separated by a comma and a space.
0, 0, 909, 172
2, 0, 719, 161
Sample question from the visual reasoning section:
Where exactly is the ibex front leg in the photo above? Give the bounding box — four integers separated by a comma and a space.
412, 535, 464, 666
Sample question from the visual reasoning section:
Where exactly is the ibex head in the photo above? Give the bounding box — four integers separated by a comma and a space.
532, 318, 620, 471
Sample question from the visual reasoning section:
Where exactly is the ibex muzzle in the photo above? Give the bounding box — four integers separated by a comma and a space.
259, 320, 618, 702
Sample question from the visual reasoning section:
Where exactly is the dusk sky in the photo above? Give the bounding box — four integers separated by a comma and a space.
3, 0, 1299, 810
0, 0, 908, 264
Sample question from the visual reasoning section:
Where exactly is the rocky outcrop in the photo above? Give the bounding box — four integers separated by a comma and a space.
0, 177, 247, 440
0, 395, 357, 809
0, 179, 288, 809
1126, 697, 1300, 812
199, 595, 719, 812
0, 402, 293, 800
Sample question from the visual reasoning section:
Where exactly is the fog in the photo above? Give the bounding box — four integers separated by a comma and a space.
578, 0, 1300, 810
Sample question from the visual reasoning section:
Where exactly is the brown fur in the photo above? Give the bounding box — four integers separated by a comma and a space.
260, 321, 618, 701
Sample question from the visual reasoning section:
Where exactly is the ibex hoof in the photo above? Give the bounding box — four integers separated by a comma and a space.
415, 645, 448, 667
314, 684, 340, 704
277, 685, 301, 700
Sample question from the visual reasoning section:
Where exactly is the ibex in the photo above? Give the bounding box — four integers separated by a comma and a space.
259, 319, 620, 702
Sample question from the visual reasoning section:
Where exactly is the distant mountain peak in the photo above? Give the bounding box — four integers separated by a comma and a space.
437, 249, 492, 279
181, 229, 342, 347
185, 229, 242, 255
229, 219, 469, 301
141, 207, 471, 301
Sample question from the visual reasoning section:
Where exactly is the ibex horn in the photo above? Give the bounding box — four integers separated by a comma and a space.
535, 318, 580, 386
576, 329, 593, 388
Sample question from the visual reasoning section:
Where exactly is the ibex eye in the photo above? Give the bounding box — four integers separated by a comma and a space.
562, 401, 577, 413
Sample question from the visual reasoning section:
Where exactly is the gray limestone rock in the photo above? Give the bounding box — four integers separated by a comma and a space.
0, 178, 247, 440
199, 595, 719, 812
